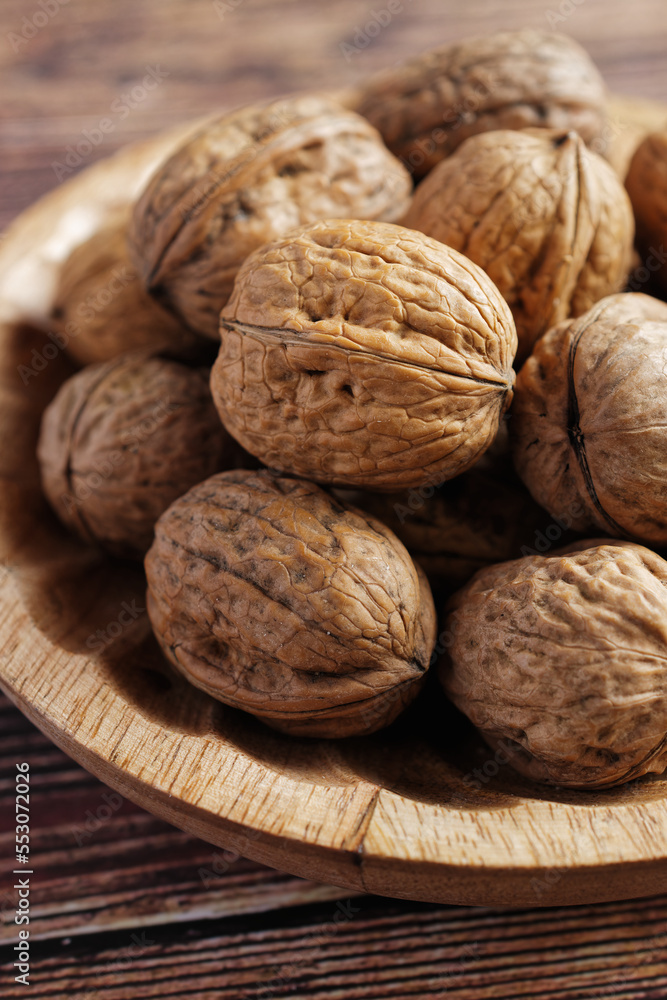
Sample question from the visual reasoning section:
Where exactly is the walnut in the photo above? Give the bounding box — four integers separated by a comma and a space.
439, 540, 667, 788
403, 129, 635, 363
511, 292, 667, 546
353, 30, 607, 178
625, 130, 667, 289
211, 218, 517, 492
337, 470, 553, 593
144, 469, 437, 737
51, 210, 199, 366
38, 353, 235, 558
0, 114, 214, 329
129, 95, 413, 339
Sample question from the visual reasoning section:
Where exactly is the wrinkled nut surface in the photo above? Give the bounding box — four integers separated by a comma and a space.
512, 292, 667, 546
38, 354, 235, 558
52, 211, 198, 366
145, 470, 437, 737
625, 130, 667, 288
337, 470, 549, 593
440, 540, 667, 788
211, 219, 517, 492
403, 129, 634, 362
129, 94, 413, 339
353, 30, 607, 177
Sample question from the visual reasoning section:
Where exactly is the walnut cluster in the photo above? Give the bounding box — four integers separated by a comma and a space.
339, 469, 550, 594
511, 293, 667, 546
32, 28, 667, 769
128, 94, 413, 339
51, 211, 198, 367
352, 30, 607, 177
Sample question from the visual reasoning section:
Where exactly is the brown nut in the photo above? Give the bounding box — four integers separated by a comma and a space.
625, 130, 667, 289
403, 129, 634, 363
338, 470, 554, 594
353, 30, 607, 178
439, 540, 667, 788
129, 95, 413, 339
144, 469, 437, 738
51, 210, 199, 366
211, 218, 517, 492
511, 292, 667, 546
38, 353, 235, 558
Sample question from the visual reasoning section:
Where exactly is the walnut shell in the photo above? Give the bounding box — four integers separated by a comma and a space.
51, 211, 199, 366
145, 470, 437, 737
129, 95, 413, 339
339, 471, 553, 593
403, 129, 634, 363
353, 30, 607, 178
211, 218, 517, 492
625, 130, 667, 289
439, 540, 667, 788
511, 292, 667, 546
38, 353, 235, 558
0, 115, 215, 329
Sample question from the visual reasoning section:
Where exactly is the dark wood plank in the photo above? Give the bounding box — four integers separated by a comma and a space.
2, 691, 667, 998
0, 692, 356, 942
1, 888, 667, 998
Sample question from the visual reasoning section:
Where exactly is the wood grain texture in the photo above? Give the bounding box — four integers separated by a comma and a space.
2, 693, 667, 999
0, 695, 355, 944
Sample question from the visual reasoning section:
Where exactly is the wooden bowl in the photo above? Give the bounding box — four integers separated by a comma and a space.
2, 96, 667, 909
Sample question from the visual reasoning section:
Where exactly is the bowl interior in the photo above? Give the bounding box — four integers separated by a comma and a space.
3, 320, 667, 908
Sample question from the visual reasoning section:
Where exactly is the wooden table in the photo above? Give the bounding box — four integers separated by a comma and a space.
2, 0, 667, 996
